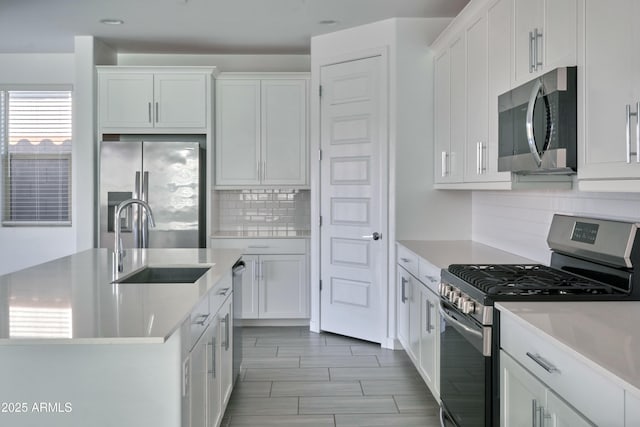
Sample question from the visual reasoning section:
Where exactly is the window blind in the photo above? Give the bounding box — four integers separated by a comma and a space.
1, 90, 72, 225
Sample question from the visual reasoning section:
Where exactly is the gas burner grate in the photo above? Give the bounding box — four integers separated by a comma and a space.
447, 264, 616, 296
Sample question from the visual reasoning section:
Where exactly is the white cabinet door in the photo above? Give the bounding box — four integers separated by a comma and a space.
500, 350, 547, 427
215, 79, 261, 186
218, 296, 233, 409
419, 288, 439, 398
625, 391, 640, 427
464, 13, 489, 182
206, 319, 221, 427
514, 0, 577, 85
449, 35, 466, 183
259, 254, 308, 319
434, 49, 451, 183
239, 255, 260, 319
190, 321, 218, 427
396, 268, 410, 349
261, 80, 307, 186
546, 390, 595, 427
486, 0, 514, 183
580, 0, 640, 183
154, 73, 207, 128
408, 276, 421, 361
99, 73, 154, 128
514, 0, 543, 84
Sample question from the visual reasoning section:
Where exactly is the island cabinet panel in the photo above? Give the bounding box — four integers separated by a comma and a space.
0, 334, 183, 427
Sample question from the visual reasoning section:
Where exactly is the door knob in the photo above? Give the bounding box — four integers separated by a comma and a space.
362, 232, 382, 241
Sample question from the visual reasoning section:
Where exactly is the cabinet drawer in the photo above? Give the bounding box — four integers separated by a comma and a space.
210, 271, 232, 314
397, 244, 419, 277
418, 258, 440, 294
188, 296, 211, 351
501, 314, 624, 427
211, 238, 307, 254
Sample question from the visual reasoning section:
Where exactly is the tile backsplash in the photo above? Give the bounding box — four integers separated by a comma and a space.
472, 187, 640, 264
214, 189, 310, 232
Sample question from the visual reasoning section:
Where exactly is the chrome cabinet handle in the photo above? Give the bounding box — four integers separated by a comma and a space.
526, 352, 559, 374
534, 28, 543, 71
148, 102, 152, 123
221, 313, 230, 350
529, 31, 535, 73
476, 142, 481, 175
441, 151, 448, 177
217, 287, 231, 296
626, 103, 639, 163
400, 257, 410, 263
193, 313, 209, 326
155, 102, 159, 123
426, 300, 435, 333
208, 336, 216, 378
401, 277, 407, 304
532, 399, 538, 427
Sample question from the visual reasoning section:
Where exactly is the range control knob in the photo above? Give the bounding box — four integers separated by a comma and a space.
456, 295, 467, 310
449, 290, 461, 303
441, 285, 452, 298
462, 299, 476, 315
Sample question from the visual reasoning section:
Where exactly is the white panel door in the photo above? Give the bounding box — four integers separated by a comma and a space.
420, 288, 439, 397
154, 73, 207, 128
396, 268, 410, 349
215, 79, 261, 186
218, 296, 233, 408
514, 0, 543, 84
449, 35, 466, 183
546, 390, 595, 427
261, 79, 308, 186
320, 55, 386, 344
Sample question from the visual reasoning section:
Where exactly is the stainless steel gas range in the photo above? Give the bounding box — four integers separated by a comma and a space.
438, 214, 640, 427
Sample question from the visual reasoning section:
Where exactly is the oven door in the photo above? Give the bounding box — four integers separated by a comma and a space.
439, 299, 493, 427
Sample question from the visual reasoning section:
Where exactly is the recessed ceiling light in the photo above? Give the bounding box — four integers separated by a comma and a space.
100, 18, 124, 25
319, 20, 339, 26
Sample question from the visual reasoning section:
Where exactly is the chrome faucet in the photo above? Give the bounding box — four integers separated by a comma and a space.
113, 198, 156, 274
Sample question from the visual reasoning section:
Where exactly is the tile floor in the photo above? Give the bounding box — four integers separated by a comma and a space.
222, 326, 441, 427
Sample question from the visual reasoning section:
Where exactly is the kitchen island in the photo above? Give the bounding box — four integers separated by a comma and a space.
0, 248, 242, 427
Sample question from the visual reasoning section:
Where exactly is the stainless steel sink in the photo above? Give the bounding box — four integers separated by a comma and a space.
114, 266, 211, 284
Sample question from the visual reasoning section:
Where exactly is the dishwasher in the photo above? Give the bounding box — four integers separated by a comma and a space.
231, 259, 245, 385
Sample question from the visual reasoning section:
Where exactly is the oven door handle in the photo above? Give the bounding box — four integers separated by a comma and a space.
439, 305, 482, 339
439, 304, 493, 357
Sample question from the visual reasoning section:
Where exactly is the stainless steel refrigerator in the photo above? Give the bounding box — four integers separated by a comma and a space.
99, 140, 205, 249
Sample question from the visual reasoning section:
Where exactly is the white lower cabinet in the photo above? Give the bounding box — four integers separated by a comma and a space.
500, 351, 593, 427
419, 287, 440, 399
211, 238, 309, 319
396, 243, 440, 400
183, 274, 234, 427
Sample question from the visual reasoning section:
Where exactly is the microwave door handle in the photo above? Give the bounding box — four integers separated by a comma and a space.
526, 79, 544, 167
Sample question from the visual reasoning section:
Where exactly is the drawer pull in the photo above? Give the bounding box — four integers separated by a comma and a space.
217, 287, 231, 296
400, 257, 411, 263
248, 245, 269, 248
526, 352, 559, 374
425, 275, 438, 283
193, 313, 209, 326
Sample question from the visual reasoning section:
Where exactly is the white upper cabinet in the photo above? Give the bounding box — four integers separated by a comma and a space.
513, 0, 578, 85
215, 74, 309, 188
432, 0, 575, 190
97, 67, 212, 131
464, 13, 489, 182
434, 36, 465, 184
579, 0, 640, 191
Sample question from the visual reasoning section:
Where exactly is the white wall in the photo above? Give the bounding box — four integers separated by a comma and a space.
0, 53, 76, 275
472, 185, 640, 264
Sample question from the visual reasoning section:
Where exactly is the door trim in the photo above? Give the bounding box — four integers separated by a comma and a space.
310, 46, 390, 346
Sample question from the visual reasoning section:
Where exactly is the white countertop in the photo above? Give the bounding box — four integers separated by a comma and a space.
0, 248, 242, 345
497, 301, 640, 395
397, 240, 535, 269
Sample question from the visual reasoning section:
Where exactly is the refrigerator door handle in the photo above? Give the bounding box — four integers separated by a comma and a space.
134, 171, 142, 248
141, 171, 149, 248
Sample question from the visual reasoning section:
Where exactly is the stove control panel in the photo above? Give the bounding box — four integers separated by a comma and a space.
438, 283, 477, 315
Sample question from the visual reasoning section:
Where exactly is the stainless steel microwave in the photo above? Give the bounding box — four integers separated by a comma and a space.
498, 66, 577, 174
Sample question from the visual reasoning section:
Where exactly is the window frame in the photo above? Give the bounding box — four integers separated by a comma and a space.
0, 85, 73, 227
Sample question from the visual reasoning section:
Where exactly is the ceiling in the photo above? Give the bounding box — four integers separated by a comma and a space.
0, 0, 469, 54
